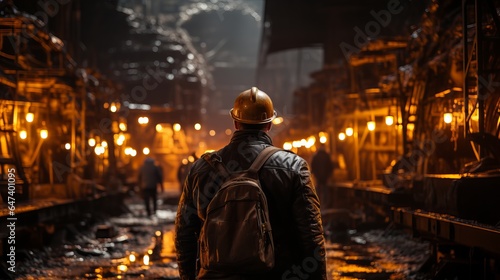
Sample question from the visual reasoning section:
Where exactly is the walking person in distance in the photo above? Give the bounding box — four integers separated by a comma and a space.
137, 157, 164, 217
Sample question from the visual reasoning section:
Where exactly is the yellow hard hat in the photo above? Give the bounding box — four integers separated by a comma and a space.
230, 87, 277, 124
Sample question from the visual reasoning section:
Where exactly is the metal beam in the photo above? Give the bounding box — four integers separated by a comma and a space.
393, 207, 500, 255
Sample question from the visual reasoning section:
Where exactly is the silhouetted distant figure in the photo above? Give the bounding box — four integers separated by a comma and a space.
137, 157, 164, 217
311, 144, 334, 209
177, 159, 189, 191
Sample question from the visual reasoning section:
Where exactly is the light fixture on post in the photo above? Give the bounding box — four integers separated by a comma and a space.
173, 123, 181, 132
345, 126, 354, 136
19, 129, 27, 140
39, 129, 48, 139
338, 132, 346, 141
88, 137, 96, 147
385, 103, 394, 126
318, 132, 328, 143
443, 112, 453, 124
367, 120, 376, 131
26, 112, 34, 123
385, 115, 394, 126
443, 100, 454, 124
39, 121, 48, 139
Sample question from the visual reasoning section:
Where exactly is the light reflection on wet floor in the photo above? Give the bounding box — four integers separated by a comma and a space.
15, 199, 430, 280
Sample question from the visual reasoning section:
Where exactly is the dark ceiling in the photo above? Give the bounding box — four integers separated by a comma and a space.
261, 0, 429, 60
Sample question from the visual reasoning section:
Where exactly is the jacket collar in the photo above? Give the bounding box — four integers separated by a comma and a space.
229, 129, 273, 145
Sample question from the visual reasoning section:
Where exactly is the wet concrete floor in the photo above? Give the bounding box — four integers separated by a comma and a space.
12, 193, 431, 280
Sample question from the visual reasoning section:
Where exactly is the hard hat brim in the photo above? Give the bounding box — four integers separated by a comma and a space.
230, 109, 277, 124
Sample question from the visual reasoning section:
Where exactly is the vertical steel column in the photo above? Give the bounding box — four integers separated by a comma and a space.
463, 0, 471, 138
475, 0, 485, 158
463, 0, 500, 158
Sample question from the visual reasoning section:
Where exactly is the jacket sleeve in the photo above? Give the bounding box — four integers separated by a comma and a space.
175, 176, 201, 280
291, 159, 327, 279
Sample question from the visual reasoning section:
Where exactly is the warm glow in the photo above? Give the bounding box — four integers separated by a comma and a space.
26, 112, 34, 123
116, 139, 124, 146
65, 143, 71, 150
143, 254, 150, 266
338, 132, 346, 141
365, 88, 381, 93
88, 138, 96, 147
471, 110, 479, 121
385, 115, 394, 126
225, 129, 232, 136
283, 142, 293, 150
101, 141, 107, 148
143, 147, 150, 155
119, 122, 127, 131
124, 147, 138, 157
173, 123, 181, 132
443, 113, 453, 124
300, 139, 307, 147
156, 124, 163, 132
318, 132, 328, 143
272, 117, 284, 125
40, 129, 48, 139
117, 265, 128, 272
188, 155, 195, 162
129, 254, 136, 263
138, 116, 149, 125
116, 134, 125, 146
367, 121, 376, 131
209, 130, 216, 136
306, 136, 316, 148
94, 145, 105, 155
19, 130, 27, 139
407, 123, 415, 131
194, 123, 201, 130
110, 104, 117, 112
345, 127, 354, 136
292, 141, 301, 148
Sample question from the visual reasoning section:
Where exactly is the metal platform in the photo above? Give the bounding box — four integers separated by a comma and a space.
332, 181, 413, 209
393, 207, 500, 255
0, 192, 126, 234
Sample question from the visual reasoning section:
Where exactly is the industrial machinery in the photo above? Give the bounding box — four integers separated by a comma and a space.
269, 0, 500, 278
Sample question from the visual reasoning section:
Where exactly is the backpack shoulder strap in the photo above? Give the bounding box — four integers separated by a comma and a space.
202, 152, 230, 178
248, 146, 281, 173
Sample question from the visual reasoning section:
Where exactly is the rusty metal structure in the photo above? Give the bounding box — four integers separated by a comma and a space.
0, 1, 213, 259
0, 7, 90, 201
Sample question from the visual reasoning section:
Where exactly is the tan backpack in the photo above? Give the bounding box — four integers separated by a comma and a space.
199, 146, 280, 273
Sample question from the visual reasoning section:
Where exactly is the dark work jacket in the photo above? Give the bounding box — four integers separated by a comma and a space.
175, 130, 327, 280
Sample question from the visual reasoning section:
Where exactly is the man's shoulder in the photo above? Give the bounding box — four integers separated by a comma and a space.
190, 152, 215, 172
267, 148, 307, 169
